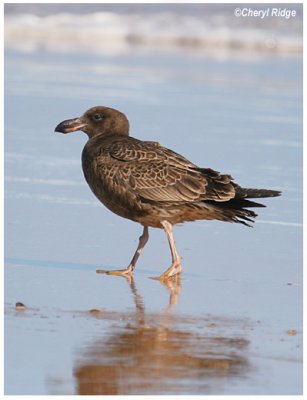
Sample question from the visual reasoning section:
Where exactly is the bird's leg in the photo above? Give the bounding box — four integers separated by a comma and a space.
96, 226, 149, 277
151, 220, 183, 281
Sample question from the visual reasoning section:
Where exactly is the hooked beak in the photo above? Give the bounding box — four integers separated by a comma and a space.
54, 117, 87, 134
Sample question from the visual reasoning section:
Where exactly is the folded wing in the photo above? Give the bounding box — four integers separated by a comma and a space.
102, 139, 236, 204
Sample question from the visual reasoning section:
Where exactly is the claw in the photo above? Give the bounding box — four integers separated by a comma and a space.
96, 266, 133, 277
150, 261, 183, 281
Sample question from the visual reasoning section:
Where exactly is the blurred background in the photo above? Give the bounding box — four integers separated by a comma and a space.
4, 3, 303, 396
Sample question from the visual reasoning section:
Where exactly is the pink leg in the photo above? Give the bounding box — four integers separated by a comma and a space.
152, 220, 183, 280
97, 226, 149, 277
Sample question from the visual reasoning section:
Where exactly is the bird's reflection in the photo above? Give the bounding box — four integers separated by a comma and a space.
74, 276, 249, 395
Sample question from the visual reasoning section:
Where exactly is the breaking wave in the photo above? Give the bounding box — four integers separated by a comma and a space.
4, 4, 302, 55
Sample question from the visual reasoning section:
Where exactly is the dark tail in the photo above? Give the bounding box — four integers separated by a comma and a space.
205, 187, 281, 227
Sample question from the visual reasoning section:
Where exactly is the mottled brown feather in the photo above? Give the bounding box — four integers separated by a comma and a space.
87, 135, 236, 205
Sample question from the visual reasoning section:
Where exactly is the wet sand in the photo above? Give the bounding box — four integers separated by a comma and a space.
5, 260, 302, 395
4, 8, 302, 394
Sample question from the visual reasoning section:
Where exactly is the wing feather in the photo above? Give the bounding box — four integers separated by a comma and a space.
94, 137, 236, 204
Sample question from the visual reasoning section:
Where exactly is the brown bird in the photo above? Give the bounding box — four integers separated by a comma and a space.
55, 106, 280, 280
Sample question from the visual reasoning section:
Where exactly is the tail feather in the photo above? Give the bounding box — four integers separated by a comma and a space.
203, 201, 258, 227
236, 187, 281, 199
204, 187, 281, 227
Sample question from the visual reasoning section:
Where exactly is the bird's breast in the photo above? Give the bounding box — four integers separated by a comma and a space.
81, 145, 147, 222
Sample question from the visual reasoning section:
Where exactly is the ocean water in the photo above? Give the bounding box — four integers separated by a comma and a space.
5, 3, 303, 54
4, 3, 303, 396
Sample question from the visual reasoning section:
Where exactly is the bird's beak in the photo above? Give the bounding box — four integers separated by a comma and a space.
55, 117, 87, 134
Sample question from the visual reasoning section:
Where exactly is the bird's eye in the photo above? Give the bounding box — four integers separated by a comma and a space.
92, 113, 102, 121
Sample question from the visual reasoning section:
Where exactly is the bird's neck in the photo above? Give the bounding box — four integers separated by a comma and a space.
85, 130, 129, 139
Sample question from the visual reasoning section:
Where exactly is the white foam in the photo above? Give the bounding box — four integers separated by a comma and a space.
4, 11, 302, 55
5, 190, 99, 206
257, 219, 302, 228
5, 175, 83, 186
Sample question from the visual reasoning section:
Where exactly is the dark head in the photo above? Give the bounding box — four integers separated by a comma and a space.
54, 106, 129, 138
